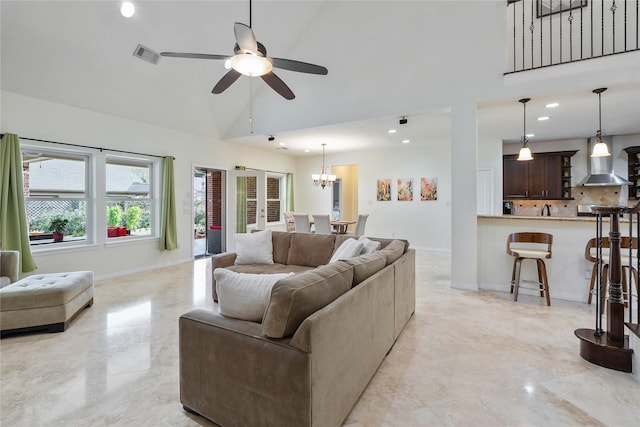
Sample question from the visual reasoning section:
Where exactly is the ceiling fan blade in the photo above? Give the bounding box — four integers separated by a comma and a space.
234, 22, 258, 53
212, 70, 242, 94
271, 58, 328, 75
161, 52, 228, 60
261, 72, 295, 100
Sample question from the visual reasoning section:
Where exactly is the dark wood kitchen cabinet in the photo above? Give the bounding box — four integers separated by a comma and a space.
624, 146, 640, 200
503, 150, 576, 200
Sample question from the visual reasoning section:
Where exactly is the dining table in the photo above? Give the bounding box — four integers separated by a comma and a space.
330, 220, 356, 235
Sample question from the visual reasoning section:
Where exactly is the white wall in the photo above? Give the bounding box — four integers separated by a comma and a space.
1, 91, 295, 280
294, 142, 452, 251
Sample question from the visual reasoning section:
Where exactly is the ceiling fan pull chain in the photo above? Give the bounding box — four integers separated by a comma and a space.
249, 78, 254, 133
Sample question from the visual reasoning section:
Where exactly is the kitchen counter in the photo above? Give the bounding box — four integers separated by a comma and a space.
477, 214, 635, 303
478, 214, 630, 223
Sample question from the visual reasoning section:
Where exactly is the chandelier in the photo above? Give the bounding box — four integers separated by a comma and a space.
312, 143, 336, 189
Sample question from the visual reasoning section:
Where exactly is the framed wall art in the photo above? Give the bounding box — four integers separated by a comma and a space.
420, 177, 438, 201
397, 178, 413, 201
376, 179, 391, 201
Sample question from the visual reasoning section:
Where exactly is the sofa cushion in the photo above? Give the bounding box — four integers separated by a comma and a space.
378, 239, 406, 265
329, 238, 364, 263
271, 231, 292, 265
262, 261, 353, 338
343, 252, 387, 285
286, 233, 336, 267
234, 229, 274, 265
358, 236, 381, 254
215, 269, 294, 322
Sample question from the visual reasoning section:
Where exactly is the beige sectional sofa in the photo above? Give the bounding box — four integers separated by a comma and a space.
179, 231, 415, 427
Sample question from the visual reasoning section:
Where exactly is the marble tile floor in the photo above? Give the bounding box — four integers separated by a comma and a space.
1, 250, 639, 426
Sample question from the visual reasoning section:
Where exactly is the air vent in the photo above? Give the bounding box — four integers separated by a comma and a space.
133, 44, 160, 65
276, 146, 289, 150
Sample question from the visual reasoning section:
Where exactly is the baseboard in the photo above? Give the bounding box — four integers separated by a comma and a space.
94, 257, 193, 281
479, 282, 586, 303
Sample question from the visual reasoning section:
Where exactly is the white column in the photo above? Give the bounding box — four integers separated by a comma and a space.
451, 102, 478, 291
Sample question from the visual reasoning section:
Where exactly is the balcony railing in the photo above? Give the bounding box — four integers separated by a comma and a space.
506, 0, 639, 73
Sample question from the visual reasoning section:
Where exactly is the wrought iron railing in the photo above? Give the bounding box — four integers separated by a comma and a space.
506, 0, 639, 73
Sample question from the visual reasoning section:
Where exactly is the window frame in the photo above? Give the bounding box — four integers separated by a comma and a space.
105, 155, 157, 240
21, 146, 93, 248
266, 173, 286, 225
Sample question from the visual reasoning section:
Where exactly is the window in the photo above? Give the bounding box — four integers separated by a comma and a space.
106, 157, 153, 238
23, 149, 90, 245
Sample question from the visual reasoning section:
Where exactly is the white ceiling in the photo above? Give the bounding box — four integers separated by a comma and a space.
1, 1, 639, 157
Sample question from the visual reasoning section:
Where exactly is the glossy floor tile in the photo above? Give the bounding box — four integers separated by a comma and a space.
1, 251, 639, 426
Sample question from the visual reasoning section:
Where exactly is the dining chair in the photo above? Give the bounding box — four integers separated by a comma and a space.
283, 212, 296, 232
293, 213, 311, 233
312, 214, 332, 234
353, 214, 369, 237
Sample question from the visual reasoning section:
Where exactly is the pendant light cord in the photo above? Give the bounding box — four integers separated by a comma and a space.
598, 91, 602, 133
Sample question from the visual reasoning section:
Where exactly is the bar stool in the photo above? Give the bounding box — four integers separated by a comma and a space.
585, 237, 639, 311
506, 232, 553, 306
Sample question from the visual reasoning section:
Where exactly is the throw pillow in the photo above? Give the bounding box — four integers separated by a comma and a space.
329, 238, 364, 263
214, 269, 293, 322
234, 229, 274, 265
358, 236, 381, 254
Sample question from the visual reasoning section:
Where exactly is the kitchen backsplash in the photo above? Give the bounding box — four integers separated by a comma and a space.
507, 185, 630, 216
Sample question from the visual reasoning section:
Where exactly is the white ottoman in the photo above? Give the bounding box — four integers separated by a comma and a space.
0, 271, 94, 336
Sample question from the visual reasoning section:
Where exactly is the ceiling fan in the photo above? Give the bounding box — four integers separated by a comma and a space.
159, 0, 327, 100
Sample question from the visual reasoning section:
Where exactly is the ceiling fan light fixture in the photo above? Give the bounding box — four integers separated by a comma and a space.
230, 53, 272, 77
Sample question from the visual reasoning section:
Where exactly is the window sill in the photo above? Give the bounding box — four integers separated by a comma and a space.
104, 235, 159, 248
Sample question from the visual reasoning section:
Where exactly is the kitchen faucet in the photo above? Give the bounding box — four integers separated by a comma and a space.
542, 204, 551, 216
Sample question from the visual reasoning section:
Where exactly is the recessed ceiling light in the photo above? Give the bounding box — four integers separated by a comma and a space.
545, 102, 559, 108
121, 1, 135, 18
537, 116, 550, 121
304, 149, 310, 153
402, 139, 410, 144
526, 133, 535, 138
278, 142, 286, 146
388, 129, 397, 134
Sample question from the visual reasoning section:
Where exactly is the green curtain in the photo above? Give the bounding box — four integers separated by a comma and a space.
236, 167, 247, 234
160, 156, 178, 250
0, 133, 37, 273
286, 172, 294, 212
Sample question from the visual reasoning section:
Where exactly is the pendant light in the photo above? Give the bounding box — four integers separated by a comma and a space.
591, 88, 611, 157
517, 98, 533, 161
311, 143, 336, 189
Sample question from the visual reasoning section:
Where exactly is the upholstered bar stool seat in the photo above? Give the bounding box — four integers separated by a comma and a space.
506, 232, 553, 306
0, 271, 94, 336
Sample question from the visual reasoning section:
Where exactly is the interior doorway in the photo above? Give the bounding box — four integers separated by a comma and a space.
331, 164, 358, 223
193, 167, 225, 258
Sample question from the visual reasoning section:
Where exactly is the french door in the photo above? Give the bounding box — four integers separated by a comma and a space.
226, 169, 266, 251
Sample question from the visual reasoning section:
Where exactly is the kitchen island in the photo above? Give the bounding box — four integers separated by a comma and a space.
478, 214, 633, 303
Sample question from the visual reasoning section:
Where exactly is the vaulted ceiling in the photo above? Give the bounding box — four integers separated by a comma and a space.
2, 1, 639, 156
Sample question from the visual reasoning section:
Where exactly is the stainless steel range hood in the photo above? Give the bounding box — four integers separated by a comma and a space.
578, 136, 630, 186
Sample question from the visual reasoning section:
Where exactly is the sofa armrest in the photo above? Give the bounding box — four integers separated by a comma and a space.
179, 309, 311, 427
211, 252, 237, 301
0, 250, 20, 287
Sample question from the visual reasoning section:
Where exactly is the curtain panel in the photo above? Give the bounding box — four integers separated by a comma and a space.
0, 133, 37, 273
160, 156, 177, 250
